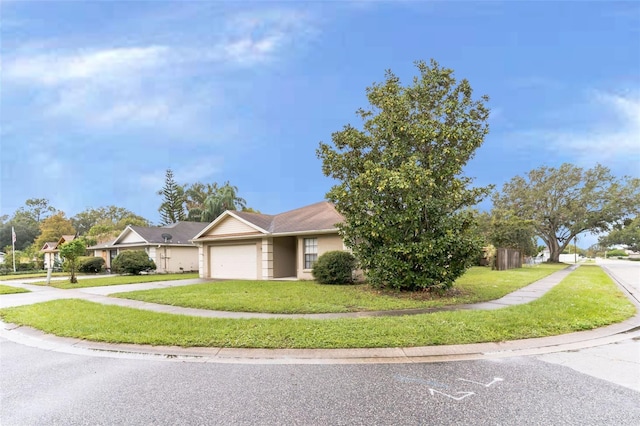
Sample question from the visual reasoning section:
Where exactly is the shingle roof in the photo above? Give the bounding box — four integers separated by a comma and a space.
231, 201, 344, 234
128, 221, 208, 245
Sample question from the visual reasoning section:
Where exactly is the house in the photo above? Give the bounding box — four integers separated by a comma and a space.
89, 221, 208, 273
191, 201, 346, 280
0, 252, 5, 264
41, 235, 76, 269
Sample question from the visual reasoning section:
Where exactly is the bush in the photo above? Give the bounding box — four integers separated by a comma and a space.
606, 249, 628, 258
111, 250, 156, 275
78, 256, 105, 273
312, 251, 357, 285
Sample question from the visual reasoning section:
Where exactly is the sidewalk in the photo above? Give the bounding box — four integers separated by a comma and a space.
1, 266, 578, 318
1, 264, 639, 370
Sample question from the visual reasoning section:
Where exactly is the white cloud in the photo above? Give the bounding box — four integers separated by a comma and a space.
2, 8, 314, 133
216, 9, 312, 65
531, 91, 640, 167
4, 46, 169, 86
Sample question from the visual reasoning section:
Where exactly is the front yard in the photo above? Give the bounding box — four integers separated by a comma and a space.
111, 264, 567, 313
0, 266, 634, 348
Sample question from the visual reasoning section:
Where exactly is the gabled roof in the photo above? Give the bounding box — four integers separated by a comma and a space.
112, 221, 208, 246
41, 241, 59, 251
193, 201, 344, 240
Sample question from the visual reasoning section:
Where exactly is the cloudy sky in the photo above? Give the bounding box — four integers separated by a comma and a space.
1, 1, 638, 247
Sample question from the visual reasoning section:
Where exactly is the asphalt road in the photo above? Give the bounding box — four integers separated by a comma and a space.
2, 337, 639, 426
2, 260, 639, 425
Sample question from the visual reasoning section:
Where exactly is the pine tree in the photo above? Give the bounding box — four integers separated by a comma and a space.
158, 169, 186, 225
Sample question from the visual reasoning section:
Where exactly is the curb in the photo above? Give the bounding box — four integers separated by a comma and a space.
1, 263, 638, 364
2, 315, 639, 365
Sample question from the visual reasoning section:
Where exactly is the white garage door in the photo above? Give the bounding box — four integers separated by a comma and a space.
209, 244, 258, 279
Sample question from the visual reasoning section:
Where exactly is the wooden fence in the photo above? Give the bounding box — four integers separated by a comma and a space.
495, 248, 522, 270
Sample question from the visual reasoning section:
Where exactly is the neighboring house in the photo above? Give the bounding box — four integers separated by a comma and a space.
0, 252, 5, 264
41, 235, 76, 269
191, 201, 346, 280
89, 222, 208, 273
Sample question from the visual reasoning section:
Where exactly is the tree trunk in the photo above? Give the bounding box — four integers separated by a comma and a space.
548, 238, 561, 263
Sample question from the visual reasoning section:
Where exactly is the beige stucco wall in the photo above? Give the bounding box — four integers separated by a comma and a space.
296, 233, 344, 280
273, 236, 296, 278
119, 230, 145, 244
43, 252, 57, 269
205, 216, 262, 237
154, 246, 199, 273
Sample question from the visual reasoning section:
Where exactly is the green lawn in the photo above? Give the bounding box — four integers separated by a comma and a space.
112, 264, 567, 313
2, 266, 629, 349
30, 273, 200, 289
0, 284, 30, 295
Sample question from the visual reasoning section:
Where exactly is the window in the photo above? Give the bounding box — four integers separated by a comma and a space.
304, 238, 318, 269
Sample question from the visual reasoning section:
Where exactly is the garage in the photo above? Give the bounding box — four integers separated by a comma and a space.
209, 244, 258, 279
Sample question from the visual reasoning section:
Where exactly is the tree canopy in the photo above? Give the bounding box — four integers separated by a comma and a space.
476, 210, 539, 259
33, 212, 76, 250
599, 216, 640, 252
317, 59, 491, 291
0, 198, 57, 250
59, 238, 88, 283
493, 163, 640, 262
201, 182, 247, 222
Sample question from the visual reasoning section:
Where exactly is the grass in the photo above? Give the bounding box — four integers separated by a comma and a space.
30, 273, 200, 289
0, 284, 30, 295
1, 265, 632, 349
112, 264, 567, 313
0, 272, 68, 281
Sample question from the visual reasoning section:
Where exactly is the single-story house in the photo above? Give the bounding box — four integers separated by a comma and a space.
41, 235, 76, 269
89, 221, 208, 273
191, 201, 347, 280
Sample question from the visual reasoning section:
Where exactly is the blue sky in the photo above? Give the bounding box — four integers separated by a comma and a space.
1, 1, 638, 248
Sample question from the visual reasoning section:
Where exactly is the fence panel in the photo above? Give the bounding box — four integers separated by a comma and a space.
495, 248, 522, 270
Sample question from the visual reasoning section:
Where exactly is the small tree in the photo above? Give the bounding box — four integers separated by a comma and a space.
312, 251, 357, 285
59, 238, 87, 284
112, 250, 156, 275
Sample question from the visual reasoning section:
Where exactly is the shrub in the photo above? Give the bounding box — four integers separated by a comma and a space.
606, 249, 628, 258
78, 256, 105, 273
312, 251, 357, 285
112, 250, 156, 275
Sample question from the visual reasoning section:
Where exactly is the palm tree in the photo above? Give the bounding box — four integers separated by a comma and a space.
201, 182, 247, 222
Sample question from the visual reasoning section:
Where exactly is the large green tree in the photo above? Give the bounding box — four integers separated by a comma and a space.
493, 163, 640, 263
33, 212, 76, 250
158, 169, 186, 225
317, 60, 491, 291
0, 198, 57, 250
74, 206, 150, 242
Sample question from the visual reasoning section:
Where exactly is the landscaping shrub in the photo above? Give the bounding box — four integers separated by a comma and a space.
78, 256, 105, 274
312, 251, 357, 285
606, 249, 628, 258
112, 250, 156, 275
